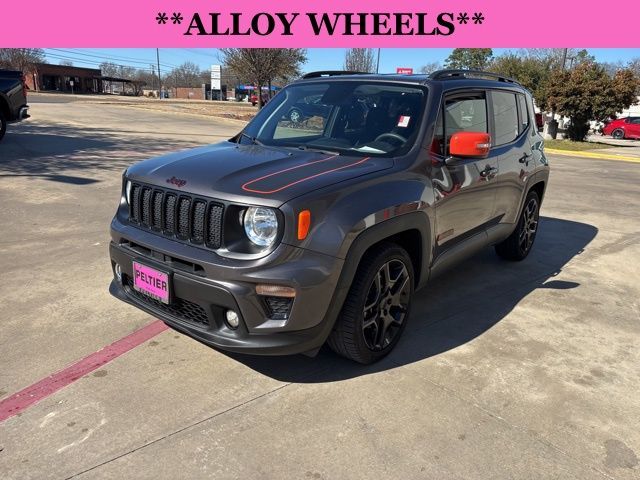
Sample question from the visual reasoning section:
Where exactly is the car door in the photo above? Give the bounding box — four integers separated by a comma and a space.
432, 90, 498, 254
629, 117, 640, 138
490, 90, 535, 225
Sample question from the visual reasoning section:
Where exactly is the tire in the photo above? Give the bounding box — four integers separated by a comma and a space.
495, 190, 540, 261
288, 108, 303, 123
612, 128, 625, 139
0, 111, 6, 142
328, 243, 414, 364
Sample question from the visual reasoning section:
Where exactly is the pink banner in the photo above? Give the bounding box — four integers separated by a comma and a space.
1, 1, 638, 47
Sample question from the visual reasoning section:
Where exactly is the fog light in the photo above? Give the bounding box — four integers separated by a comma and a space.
114, 263, 122, 281
225, 310, 239, 329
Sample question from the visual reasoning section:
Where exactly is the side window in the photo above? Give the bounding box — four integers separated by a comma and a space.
444, 94, 488, 155
517, 94, 529, 134
492, 91, 518, 146
631, 118, 640, 124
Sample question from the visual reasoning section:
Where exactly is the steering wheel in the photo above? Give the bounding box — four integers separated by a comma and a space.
374, 132, 408, 145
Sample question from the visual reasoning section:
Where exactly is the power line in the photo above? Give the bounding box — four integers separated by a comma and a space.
47, 49, 179, 70
44, 53, 157, 73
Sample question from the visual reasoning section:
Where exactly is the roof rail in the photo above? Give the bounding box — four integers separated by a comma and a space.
429, 69, 520, 85
302, 70, 368, 79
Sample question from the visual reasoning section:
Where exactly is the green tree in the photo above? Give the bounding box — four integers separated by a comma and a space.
220, 48, 307, 107
490, 53, 554, 108
444, 48, 493, 70
343, 48, 376, 73
546, 61, 640, 141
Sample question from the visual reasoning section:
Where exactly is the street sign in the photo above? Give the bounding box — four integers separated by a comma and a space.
211, 64, 221, 90
396, 67, 413, 74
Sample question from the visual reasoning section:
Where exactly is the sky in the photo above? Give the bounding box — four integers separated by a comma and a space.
42, 48, 640, 75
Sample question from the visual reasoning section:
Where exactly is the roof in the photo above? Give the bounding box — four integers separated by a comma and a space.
297, 69, 524, 90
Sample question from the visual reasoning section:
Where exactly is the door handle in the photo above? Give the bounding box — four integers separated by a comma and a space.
519, 153, 531, 165
479, 166, 498, 178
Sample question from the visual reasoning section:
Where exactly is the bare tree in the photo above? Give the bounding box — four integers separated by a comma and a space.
343, 48, 375, 73
420, 62, 442, 74
59, 60, 73, 67
0, 48, 45, 72
167, 61, 205, 88
220, 49, 307, 108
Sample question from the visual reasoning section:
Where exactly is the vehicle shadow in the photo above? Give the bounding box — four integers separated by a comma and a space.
226, 216, 598, 383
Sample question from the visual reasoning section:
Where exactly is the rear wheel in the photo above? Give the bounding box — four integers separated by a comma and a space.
612, 128, 625, 139
495, 191, 540, 261
0, 111, 6, 142
328, 243, 414, 364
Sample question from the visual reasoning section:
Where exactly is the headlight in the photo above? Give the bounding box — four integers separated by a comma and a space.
125, 180, 132, 204
243, 206, 278, 247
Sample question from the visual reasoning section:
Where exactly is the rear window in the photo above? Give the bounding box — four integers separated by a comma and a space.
491, 91, 518, 146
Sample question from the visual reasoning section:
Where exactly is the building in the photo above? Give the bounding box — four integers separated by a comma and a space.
25, 63, 102, 94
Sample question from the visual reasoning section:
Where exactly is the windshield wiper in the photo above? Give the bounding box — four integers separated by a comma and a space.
296, 145, 341, 156
238, 132, 264, 146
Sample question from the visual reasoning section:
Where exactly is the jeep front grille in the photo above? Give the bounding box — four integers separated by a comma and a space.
129, 183, 224, 249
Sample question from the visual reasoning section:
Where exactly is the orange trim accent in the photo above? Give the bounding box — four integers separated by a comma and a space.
297, 210, 311, 240
241, 156, 371, 195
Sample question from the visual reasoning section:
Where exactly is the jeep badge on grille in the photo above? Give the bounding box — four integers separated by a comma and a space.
166, 176, 187, 188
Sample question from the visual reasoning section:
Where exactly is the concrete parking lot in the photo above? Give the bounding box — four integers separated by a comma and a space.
1, 96, 639, 479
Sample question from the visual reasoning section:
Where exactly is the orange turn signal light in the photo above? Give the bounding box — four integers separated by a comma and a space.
297, 210, 311, 240
256, 284, 296, 298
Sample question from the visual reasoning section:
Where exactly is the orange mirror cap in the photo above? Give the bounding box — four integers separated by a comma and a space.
297, 210, 311, 240
449, 132, 491, 159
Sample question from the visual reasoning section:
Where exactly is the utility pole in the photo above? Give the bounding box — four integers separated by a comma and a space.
561, 48, 568, 70
156, 48, 162, 99
376, 48, 381, 74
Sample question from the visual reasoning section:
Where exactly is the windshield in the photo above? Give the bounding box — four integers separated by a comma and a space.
240, 81, 427, 157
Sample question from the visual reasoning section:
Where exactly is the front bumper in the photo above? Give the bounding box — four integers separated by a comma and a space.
109, 218, 346, 355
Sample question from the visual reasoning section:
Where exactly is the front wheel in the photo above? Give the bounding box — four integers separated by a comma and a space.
0, 111, 6, 142
495, 191, 540, 261
328, 243, 414, 364
612, 128, 625, 139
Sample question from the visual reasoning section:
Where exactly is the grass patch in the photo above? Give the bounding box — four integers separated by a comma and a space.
545, 140, 611, 151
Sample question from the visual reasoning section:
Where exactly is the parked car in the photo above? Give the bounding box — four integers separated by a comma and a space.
0, 69, 29, 142
285, 93, 332, 123
250, 93, 270, 106
109, 70, 549, 364
602, 117, 640, 139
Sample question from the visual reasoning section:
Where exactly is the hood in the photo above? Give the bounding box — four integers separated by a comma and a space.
126, 142, 394, 206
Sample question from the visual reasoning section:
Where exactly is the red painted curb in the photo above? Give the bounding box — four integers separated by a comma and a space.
0, 320, 168, 422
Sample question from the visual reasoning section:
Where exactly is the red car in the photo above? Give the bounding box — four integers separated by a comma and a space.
602, 117, 640, 139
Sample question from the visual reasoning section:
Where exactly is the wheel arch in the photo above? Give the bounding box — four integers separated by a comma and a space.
337, 212, 431, 292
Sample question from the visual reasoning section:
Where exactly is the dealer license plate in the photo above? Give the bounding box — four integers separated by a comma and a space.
132, 261, 170, 304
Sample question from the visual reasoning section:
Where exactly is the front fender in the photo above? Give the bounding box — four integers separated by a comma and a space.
281, 175, 435, 287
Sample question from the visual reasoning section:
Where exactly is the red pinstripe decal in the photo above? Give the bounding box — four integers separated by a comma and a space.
242, 156, 371, 194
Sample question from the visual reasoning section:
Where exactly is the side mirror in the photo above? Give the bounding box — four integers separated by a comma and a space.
449, 132, 491, 160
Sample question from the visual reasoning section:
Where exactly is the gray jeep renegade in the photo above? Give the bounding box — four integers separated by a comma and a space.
109, 70, 549, 364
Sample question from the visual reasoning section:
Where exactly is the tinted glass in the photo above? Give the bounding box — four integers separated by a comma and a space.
444, 95, 487, 154
517, 94, 529, 134
243, 81, 427, 157
492, 91, 518, 146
